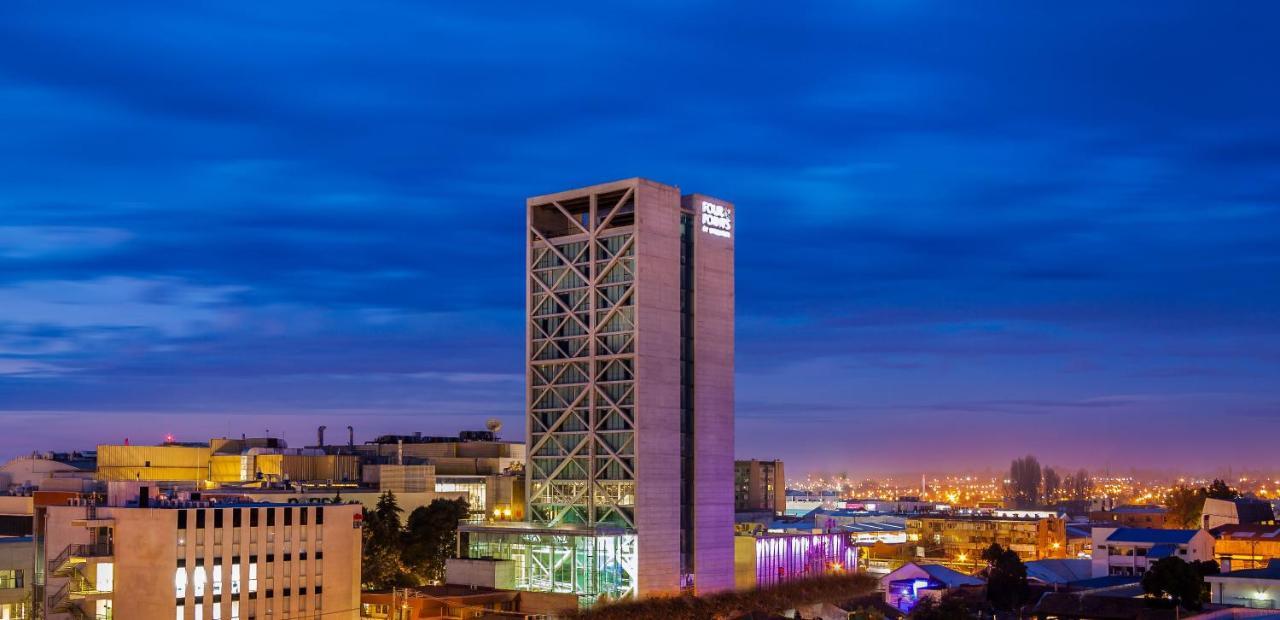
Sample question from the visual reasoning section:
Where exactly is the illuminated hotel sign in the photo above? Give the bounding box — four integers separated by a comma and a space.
701, 200, 732, 238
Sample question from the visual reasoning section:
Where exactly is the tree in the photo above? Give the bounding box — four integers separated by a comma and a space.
362, 491, 408, 590
1042, 467, 1061, 503
909, 591, 971, 619
1206, 479, 1239, 500
403, 498, 470, 584
1008, 455, 1042, 509
1064, 468, 1093, 502
982, 544, 1029, 611
1142, 557, 1214, 610
361, 534, 404, 590
369, 491, 404, 540
1165, 485, 1207, 529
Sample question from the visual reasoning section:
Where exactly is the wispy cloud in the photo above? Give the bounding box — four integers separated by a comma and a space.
0, 2, 1277, 469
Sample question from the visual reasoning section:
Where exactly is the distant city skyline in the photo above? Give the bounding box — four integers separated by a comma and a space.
2, 4, 1278, 474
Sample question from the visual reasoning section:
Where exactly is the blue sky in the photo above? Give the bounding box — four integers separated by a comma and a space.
1, 3, 1277, 474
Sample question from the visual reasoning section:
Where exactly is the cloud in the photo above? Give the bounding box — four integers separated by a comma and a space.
0, 359, 71, 377
0, 276, 245, 337
0, 2, 1278, 469
0, 226, 133, 259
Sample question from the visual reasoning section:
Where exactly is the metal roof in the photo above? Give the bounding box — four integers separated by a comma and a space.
1105, 528, 1199, 544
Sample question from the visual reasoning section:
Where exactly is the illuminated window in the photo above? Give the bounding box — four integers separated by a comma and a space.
95, 562, 114, 592
176, 606, 184, 620
212, 565, 223, 596
212, 603, 221, 620
195, 605, 203, 620
0, 569, 22, 589
230, 601, 239, 620
248, 564, 258, 593
175, 567, 188, 598
230, 563, 241, 595
193, 566, 207, 597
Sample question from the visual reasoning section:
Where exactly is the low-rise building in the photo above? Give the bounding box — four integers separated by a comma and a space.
354, 431, 524, 475
1213, 524, 1280, 571
42, 488, 361, 619
879, 563, 983, 615
843, 498, 941, 514
858, 541, 914, 577
784, 491, 840, 516
1205, 559, 1280, 610
1202, 497, 1276, 530
435, 474, 524, 523
732, 531, 856, 590
734, 460, 785, 515
1087, 505, 1167, 529
0, 537, 33, 620
0, 452, 97, 495
906, 513, 1068, 574
1066, 523, 1094, 559
1089, 527, 1215, 578
1024, 558, 1092, 586
97, 439, 362, 487
839, 520, 908, 545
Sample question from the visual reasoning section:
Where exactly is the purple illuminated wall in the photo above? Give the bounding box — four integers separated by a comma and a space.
754, 533, 857, 588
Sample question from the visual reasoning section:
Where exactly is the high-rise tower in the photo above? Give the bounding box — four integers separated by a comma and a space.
456, 178, 735, 601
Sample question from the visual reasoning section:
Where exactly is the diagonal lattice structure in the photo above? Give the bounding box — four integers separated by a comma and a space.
528, 187, 638, 529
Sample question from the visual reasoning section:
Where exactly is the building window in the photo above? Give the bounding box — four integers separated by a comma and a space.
213, 563, 224, 596
175, 567, 188, 598
248, 564, 258, 593
96, 562, 114, 593
231, 563, 241, 595
193, 566, 207, 597
0, 569, 22, 589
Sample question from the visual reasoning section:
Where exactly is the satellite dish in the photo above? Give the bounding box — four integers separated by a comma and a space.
485, 419, 503, 434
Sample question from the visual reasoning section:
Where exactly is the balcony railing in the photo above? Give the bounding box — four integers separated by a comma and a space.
48, 543, 114, 577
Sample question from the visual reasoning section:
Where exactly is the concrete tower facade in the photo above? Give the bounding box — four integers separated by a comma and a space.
526, 178, 734, 596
